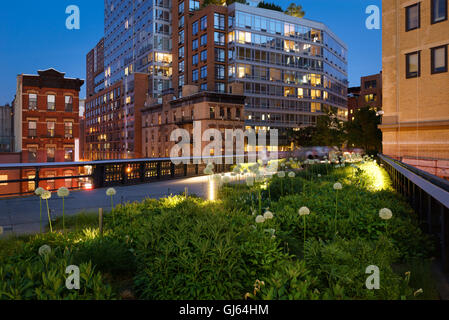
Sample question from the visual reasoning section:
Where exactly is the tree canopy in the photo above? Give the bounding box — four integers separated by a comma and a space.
345, 106, 382, 155
285, 3, 305, 18
257, 1, 283, 12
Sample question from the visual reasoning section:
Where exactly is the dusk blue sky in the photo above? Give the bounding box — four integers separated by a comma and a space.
0, 0, 382, 105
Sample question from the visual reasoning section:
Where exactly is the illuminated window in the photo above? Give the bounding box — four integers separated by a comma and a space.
47, 147, 55, 162
47, 121, 55, 137
64, 148, 73, 162
47, 95, 55, 110
64, 122, 73, 138
0, 175, 8, 186
29, 93, 37, 110
28, 121, 37, 137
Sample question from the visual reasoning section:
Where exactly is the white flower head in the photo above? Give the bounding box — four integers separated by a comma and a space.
288, 171, 296, 178
0, 226, 3, 235
246, 176, 254, 187
222, 176, 231, 184
204, 167, 213, 175
57, 187, 70, 198
35, 187, 45, 196
255, 215, 265, 223
106, 188, 116, 196
277, 171, 286, 178
298, 206, 310, 216
38, 245, 51, 256
317, 174, 322, 177
263, 210, 274, 220
233, 165, 241, 174
379, 208, 393, 220
333, 182, 342, 190
41, 190, 52, 200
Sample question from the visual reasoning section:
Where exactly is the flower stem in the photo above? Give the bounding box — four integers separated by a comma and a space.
303, 215, 306, 255
111, 196, 115, 224
334, 190, 338, 237
62, 197, 65, 234
46, 199, 52, 233
39, 198, 42, 234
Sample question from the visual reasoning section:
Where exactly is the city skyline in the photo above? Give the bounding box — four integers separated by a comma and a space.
0, 0, 382, 105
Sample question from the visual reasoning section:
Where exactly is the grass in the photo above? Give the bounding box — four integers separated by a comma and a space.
51, 210, 103, 233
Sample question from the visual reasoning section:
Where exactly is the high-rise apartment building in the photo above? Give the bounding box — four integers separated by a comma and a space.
381, 0, 449, 178
86, 38, 105, 97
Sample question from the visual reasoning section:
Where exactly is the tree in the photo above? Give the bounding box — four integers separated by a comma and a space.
311, 107, 346, 149
345, 106, 382, 155
257, 1, 283, 12
285, 3, 305, 18
287, 126, 317, 147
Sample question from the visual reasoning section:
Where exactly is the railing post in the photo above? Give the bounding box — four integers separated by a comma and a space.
121, 164, 127, 185
441, 205, 449, 273
170, 162, 175, 178
157, 161, 161, 179
92, 164, 105, 189
34, 167, 40, 190
140, 162, 146, 182
428, 194, 432, 234
184, 163, 188, 177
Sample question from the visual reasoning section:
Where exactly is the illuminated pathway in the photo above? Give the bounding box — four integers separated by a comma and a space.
0, 175, 225, 237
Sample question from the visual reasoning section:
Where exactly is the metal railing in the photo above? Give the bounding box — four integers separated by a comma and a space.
0, 155, 266, 198
379, 154, 449, 272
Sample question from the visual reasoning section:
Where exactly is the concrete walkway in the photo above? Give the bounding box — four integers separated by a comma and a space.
0, 175, 215, 236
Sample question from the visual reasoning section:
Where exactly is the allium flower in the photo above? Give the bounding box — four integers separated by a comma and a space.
277, 171, 285, 178
204, 167, 213, 175
106, 188, 116, 196
35, 187, 45, 196
255, 174, 264, 183
255, 215, 265, 223
265, 228, 276, 236
38, 245, 51, 256
379, 208, 393, 220
233, 165, 241, 174
41, 190, 52, 200
333, 182, 342, 190
317, 174, 322, 177
57, 187, 70, 198
263, 210, 274, 220
298, 206, 310, 216
222, 176, 231, 184
414, 288, 423, 297
288, 171, 296, 178
212, 174, 222, 182
246, 176, 254, 186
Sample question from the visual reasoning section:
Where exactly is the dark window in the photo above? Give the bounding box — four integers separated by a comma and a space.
178, 2, 184, 14
200, 66, 207, 79
215, 64, 225, 80
216, 83, 225, 93
215, 48, 225, 62
179, 30, 184, 44
65, 96, 73, 112
200, 34, 207, 46
200, 16, 207, 30
192, 21, 199, 35
28, 147, 37, 162
236, 108, 241, 119
29, 93, 37, 110
47, 148, 55, 162
406, 51, 421, 78
406, 3, 420, 31
189, 0, 199, 11
179, 46, 184, 58
201, 83, 207, 91
47, 95, 55, 110
200, 50, 207, 62
431, 0, 447, 23
192, 69, 199, 82
214, 32, 225, 45
192, 54, 198, 65
214, 13, 225, 30
192, 39, 198, 50
179, 60, 185, 73
431, 45, 448, 74
28, 121, 37, 137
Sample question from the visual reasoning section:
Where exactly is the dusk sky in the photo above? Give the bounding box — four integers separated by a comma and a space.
0, 0, 382, 105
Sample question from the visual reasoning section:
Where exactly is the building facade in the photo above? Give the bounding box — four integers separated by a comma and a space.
348, 72, 382, 121
13, 69, 84, 192
86, 38, 105, 98
0, 104, 14, 152
141, 84, 245, 158
381, 0, 449, 178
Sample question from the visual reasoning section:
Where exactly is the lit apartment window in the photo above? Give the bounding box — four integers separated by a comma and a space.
29, 93, 37, 110
406, 51, 421, 78
64, 148, 73, 162
210, 106, 215, 119
200, 16, 207, 30
28, 121, 37, 137
47, 94, 56, 110
65, 122, 73, 138
431, 45, 448, 74
47, 121, 55, 137
47, 147, 55, 162
365, 94, 377, 102
65, 96, 73, 112
431, 0, 447, 23
406, 3, 420, 31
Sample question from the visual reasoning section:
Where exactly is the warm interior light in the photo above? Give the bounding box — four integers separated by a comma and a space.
84, 183, 93, 190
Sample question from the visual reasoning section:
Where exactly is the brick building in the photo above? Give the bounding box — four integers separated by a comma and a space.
13, 68, 84, 192
347, 72, 382, 121
381, 0, 449, 178
86, 38, 105, 98
141, 84, 245, 158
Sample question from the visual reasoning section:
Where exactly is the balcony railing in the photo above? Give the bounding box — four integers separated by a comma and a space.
379, 154, 449, 273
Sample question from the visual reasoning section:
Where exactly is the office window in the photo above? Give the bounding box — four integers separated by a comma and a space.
179, 60, 185, 73
215, 64, 225, 80
179, 75, 185, 87
216, 83, 225, 93
179, 30, 184, 44
47, 147, 55, 162
432, 0, 447, 23
47, 121, 55, 137
200, 34, 207, 46
200, 83, 208, 91
214, 13, 225, 30
200, 66, 208, 79
29, 93, 37, 110
64, 122, 73, 138
65, 96, 73, 112
179, 16, 184, 28
192, 69, 199, 81
406, 3, 420, 31
192, 54, 198, 65
200, 16, 207, 30
192, 21, 199, 36
64, 148, 73, 162
215, 48, 225, 62
214, 32, 225, 45
28, 121, 37, 137
28, 147, 37, 162
47, 94, 55, 110
179, 46, 184, 58
192, 39, 198, 50
406, 51, 421, 78
178, 2, 184, 14
201, 50, 207, 62
431, 45, 448, 74
189, 0, 200, 11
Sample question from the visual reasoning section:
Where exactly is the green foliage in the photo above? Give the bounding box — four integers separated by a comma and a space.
285, 3, 305, 18
257, 1, 283, 12
346, 106, 382, 154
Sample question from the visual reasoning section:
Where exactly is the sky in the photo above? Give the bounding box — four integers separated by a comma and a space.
0, 0, 382, 105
